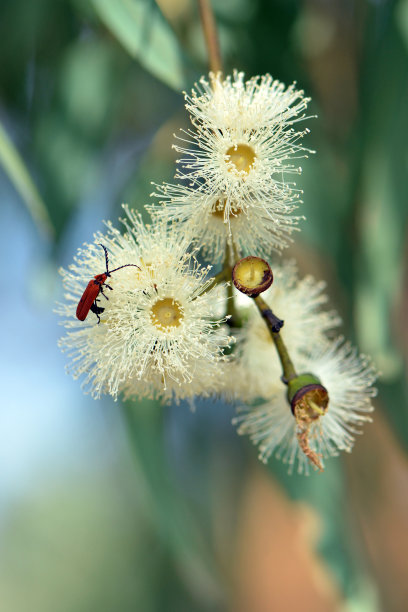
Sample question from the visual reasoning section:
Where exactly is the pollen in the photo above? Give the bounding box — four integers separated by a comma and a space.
225, 144, 256, 174
150, 297, 184, 329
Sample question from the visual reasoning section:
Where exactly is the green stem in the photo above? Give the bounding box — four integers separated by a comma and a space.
253, 295, 297, 382
196, 269, 227, 297
224, 242, 241, 326
121, 401, 217, 576
226, 272, 241, 326
231, 237, 240, 263
272, 331, 298, 383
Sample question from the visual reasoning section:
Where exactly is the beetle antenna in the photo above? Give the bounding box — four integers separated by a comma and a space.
109, 263, 141, 273
99, 244, 110, 275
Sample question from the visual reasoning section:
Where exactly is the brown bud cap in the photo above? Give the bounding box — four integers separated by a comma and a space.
232, 256, 273, 297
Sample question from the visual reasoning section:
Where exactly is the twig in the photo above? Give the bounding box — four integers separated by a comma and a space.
253, 295, 297, 383
197, 0, 223, 73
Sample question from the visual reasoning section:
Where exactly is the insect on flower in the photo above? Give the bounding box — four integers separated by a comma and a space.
76, 243, 140, 323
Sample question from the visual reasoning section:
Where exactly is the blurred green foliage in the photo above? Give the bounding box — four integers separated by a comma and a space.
1, 0, 407, 610
91, 0, 195, 90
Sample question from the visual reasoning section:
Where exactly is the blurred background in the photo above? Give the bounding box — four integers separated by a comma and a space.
1, 0, 407, 610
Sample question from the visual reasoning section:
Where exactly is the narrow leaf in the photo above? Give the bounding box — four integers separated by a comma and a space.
92, 0, 190, 91
0, 123, 54, 239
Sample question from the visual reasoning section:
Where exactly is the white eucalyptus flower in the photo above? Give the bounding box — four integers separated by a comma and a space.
184, 71, 311, 132
150, 182, 303, 263
56, 206, 232, 401
122, 351, 229, 405
172, 71, 313, 240
234, 339, 377, 475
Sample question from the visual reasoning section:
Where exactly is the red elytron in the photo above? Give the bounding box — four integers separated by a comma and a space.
76, 244, 140, 323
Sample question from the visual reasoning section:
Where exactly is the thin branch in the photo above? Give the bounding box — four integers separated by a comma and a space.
196, 269, 227, 297
222, 243, 241, 327
231, 237, 241, 263
253, 295, 297, 382
271, 330, 298, 383
197, 0, 223, 73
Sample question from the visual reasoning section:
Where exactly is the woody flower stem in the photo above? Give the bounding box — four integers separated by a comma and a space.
224, 243, 241, 326
253, 293, 329, 472
270, 329, 298, 382
253, 295, 297, 383
197, 0, 239, 324
226, 271, 241, 326
202, 269, 228, 294
197, 0, 222, 74
197, 0, 242, 325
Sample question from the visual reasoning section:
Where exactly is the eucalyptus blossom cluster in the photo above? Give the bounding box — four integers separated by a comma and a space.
57, 71, 377, 474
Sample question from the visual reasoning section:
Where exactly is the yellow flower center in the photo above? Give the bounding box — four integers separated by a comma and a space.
150, 298, 183, 329
211, 198, 242, 219
226, 144, 256, 174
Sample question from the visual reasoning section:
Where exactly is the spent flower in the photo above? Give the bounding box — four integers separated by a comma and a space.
233, 261, 341, 401
234, 339, 377, 475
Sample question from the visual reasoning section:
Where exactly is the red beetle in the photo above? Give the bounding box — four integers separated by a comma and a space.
76, 244, 140, 323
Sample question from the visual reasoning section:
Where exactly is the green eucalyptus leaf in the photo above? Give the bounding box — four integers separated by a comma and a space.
91, 0, 191, 91
121, 400, 220, 595
0, 122, 54, 239
354, 22, 408, 381
396, 0, 408, 52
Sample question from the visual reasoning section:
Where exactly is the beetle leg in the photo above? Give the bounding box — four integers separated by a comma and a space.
90, 300, 105, 322
99, 287, 110, 300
